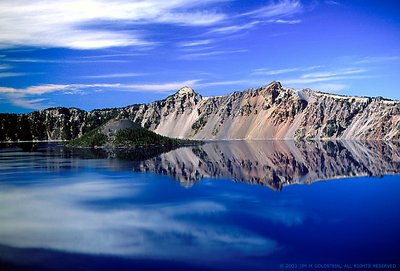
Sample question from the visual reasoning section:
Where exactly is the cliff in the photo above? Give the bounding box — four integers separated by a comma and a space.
1, 81, 399, 141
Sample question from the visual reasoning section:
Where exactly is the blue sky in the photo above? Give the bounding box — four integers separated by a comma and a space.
0, 0, 399, 113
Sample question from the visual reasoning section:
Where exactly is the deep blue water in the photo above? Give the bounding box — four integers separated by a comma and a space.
0, 142, 399, 271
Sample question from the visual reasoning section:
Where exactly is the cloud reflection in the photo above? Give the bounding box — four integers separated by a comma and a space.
0, 174, 277, 261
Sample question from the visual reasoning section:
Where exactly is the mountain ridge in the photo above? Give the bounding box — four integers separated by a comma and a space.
1, 81, 399, 141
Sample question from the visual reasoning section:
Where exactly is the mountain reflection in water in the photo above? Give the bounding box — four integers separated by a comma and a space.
134, 140, 400, 190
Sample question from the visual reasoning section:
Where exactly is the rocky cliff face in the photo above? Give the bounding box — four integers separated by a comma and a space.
138, 81, 400, 140
1, 81, 399, 141
0, 107, 134, 141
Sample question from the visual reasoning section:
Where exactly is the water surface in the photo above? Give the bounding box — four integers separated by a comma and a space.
0, 141, 399, 271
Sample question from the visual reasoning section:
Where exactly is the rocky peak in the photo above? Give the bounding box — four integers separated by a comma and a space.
255, 81, 285, 104
257, 81, 283, 95
266, 81, 282, 90
167, 86, 202, 104
175, 86, 198, 96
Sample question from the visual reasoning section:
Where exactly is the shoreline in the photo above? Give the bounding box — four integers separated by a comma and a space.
0, 140, 67, 143
1, 139, 399, 144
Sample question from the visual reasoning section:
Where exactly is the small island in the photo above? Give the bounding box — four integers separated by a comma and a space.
67, 118, 199, 149
66, 119, 200, 161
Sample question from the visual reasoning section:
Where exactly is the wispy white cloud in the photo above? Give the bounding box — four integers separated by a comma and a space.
325, 0, 340, 5
336, 55, 400, 67
0, 0, 227, 49
2, 58, 65, 63
252, 66, 321, 76
80, 53, 147, 59
6, 93, 47, 110
205, 0, 304, 36
301, 68, 365, 79
180, 46, 216, 53
253, 68, 301, 76
352, 56, 400, 64
242, 0, 303, 19
0, 72, 27, 78
282, 75, 366, 85
178, 39, 214, 47
207, 21, 261, 34
280, 68, 368, 87
269, 19, 301, 24
196, 79, 251, 88
3, 58, 129, 63
0, 64, 12, 70
0, 0, 309, 51
309, 83, 347, 92
123, 80, 201, 92
154, 10, 225, 26
0, 84, 70, 95
291, 55, 399, 93
181, 49, 247, 59
81, 73, 146, 79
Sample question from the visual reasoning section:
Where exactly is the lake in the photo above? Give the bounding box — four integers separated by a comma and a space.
0, 141, 399, 271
